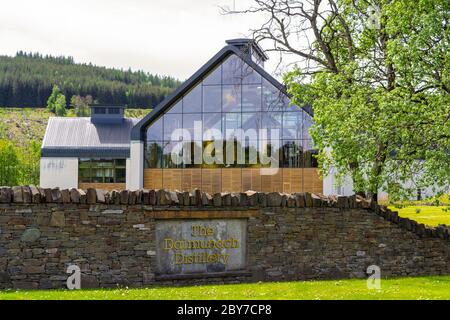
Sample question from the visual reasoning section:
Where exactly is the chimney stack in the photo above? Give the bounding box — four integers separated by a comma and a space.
90, 105, 125, 124
226, 38, 268, 67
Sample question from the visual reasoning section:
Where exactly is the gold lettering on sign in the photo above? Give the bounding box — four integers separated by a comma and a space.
163, 224, 239, 265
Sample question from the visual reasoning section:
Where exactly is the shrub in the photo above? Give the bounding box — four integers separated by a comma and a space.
0, 140, 20, 186
0, 139, 40, 186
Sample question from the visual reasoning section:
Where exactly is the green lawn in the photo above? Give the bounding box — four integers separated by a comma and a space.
1, 276, 449, 300
389, 205, 450, 227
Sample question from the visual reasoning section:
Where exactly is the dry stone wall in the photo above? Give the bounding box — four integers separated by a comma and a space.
0, 186, 448, 289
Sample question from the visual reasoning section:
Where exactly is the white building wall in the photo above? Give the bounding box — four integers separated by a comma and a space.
324, 167, 449, 200
378, 182, 450, 202
323, 167, 354, 196
125, 158, 131, 188
128, 140, 144, 190
40, 157, 78, 189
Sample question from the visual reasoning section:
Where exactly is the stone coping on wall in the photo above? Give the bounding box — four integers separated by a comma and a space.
0, 186, 449, 242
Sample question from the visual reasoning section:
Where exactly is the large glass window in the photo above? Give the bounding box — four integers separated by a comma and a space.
203, 64, 222, 85
261, 112, 282, 132
163, 141, 184, 168
163, 114, 182, 141
262, 79, 288, 112
145, 141, 163, 168
167, 99, 182, 114
282, 112, 303, 140
78, 158, 92, 183
203, 113, 222, 134
146, 116, 163, 141
222, 85, 241, 112
183, 113, 202, 141
203, 85, 221, 113
243, 139, 259, 166
144, 53, 317, 169
224, 113, 241, 140
222, 55, 242, 85
303, 113, 313, 140
183, 141, 202, 168
280, 140, 303, 168
242, 84, 262, 112
242, 64, 262, 85
78, 158, 126, 183
242, 113, 261, 132
183, 84, 202, 113
303, 139, 318, 167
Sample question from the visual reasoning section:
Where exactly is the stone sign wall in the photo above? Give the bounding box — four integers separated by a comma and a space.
0, 186, 448, 289
156, 219, 247, 275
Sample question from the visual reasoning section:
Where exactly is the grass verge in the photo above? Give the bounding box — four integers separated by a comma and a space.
1, 276, 449, 300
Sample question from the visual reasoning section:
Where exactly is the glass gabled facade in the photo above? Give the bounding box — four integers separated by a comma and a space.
142, 53, 321, 194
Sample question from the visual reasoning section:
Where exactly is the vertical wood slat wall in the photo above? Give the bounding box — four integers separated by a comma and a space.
144, 168, 323, 194
78, 183, 126, 191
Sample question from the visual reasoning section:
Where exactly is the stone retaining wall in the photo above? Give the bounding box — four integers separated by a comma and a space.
0, 186, 448, 289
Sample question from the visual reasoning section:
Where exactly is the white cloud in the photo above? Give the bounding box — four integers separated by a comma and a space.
0, 0, 283, 80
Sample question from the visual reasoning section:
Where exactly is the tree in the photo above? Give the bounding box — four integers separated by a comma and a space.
46, 85, 65, 113
0, 140, 20, 186
18, 140, 41, 185
54, 94, 67, 116
70, 95, 93, 117
0, 139, 40, 186
225, 0, 450, 201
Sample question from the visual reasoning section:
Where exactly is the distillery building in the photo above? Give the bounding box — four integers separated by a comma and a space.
40, 39, 325, 195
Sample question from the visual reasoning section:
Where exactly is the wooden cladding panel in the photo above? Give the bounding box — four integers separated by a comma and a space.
143, 168, 322, 194
242, 168, 262, 192
221, 168, 242, 193
282, 168, 302, 193
182, 169, 202, 191
78, 183, 126, 191
261, 168, 283, 193
201, 169, 222, 194
144, 169, 163, 190
303, 168, 323, 194
162, 169, 182, 191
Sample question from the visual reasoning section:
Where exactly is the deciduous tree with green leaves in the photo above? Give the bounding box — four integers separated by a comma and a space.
0, 139, 41, 186
0, 140, 20, 186
54, 94, 66, 116
227, 0, 449, 201
46, 84, 67, 115
70, 95, 93, 117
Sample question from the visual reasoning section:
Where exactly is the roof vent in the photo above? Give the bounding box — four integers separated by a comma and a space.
226, 38, 268, 65
90, 105, 125, 124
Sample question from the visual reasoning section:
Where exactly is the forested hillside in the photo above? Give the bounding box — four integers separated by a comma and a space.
0, 52, 180, 108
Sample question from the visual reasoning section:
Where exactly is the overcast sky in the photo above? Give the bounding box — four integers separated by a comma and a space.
0, 0, 284, 80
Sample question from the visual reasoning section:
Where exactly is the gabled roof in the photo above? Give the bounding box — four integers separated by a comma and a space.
131, 42, 313, 140
41, 117, 140, 158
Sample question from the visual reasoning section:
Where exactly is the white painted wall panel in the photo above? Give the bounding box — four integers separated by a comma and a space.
40, 157, 78, 189
323, 167, 354, 196
128, 140, 143, 190
126, 158, 131, 188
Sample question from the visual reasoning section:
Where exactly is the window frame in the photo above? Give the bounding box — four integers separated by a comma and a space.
78, 158, 126, 183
